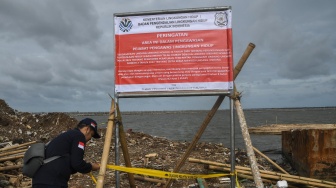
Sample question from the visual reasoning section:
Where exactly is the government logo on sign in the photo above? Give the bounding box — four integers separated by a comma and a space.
214, 12, 228, 27
119, 18, 133, 32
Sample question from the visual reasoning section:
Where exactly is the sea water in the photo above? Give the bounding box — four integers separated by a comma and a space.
72, 107, 335, 161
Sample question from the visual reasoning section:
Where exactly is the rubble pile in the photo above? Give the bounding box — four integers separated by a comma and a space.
0, 99, 282, 188
0, 99, 77, 144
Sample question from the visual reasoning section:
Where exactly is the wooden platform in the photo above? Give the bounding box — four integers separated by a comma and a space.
248, 124, 336, 135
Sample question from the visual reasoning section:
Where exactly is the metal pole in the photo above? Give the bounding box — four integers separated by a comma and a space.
115, 97, 120, 188
230, 97, 235, 188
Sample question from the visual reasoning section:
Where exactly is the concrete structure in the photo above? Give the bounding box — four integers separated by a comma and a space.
282, 129, 336, 181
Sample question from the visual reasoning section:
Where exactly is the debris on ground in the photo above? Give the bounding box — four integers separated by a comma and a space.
0, 99, 297, 188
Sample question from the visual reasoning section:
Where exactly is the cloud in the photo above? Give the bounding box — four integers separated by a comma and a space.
0, 0, 101, 49
250, 2, 334, 79
0, 0, 335, 112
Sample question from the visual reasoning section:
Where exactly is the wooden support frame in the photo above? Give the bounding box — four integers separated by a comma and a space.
96, 99, 137, 188
96, 43, 261, 188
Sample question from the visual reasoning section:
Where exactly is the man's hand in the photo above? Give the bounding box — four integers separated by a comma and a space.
91, 163, 100, 171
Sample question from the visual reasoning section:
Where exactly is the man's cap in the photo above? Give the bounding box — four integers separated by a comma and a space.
78, 118, 101, 138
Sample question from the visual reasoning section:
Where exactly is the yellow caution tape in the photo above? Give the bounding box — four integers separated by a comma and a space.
106, 164, 230, 179
235, 170, 241, 188
90, 165, 241, 188
89, 172, 97, 184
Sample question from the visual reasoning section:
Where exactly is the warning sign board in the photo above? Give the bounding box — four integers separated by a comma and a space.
114, 7, 233, 96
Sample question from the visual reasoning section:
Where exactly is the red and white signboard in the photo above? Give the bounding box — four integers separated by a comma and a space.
114, 7, 233, 96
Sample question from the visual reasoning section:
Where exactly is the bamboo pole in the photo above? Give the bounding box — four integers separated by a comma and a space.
233, 43, 256, 80
0, 173, 17, 178
0, 149, 26, 157
234, 99, 264, 187
237, 173, 274, 184
188, 158, 336, 187
0, 141, 35, 152
208, 165, 336, 188
116, 104, 136, 188
164, 43, 256, 188
236, 173, 255, 181
189, 157, 238, 169
253, 146, 289, 174
134, 175, 166, 184
0, 164, 23, 171
96, 99, 115, 188
189, 157, 262, 176
0, 154, 24, 162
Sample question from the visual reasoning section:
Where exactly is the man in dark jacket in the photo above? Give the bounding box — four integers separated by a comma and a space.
32, 118, 101, 187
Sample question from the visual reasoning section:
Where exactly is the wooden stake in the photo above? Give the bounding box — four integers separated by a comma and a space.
0, 173, 17, 178
134, 175, 166, 184
208, 165, 335, 188
233, 43, 256, 80
0, 154, 24, 162
116, 104, 136, 188
0, 149, 27, 157
0, 164, 23, 172
252, 146, 289, 174
96, 99, 115, 188
237, 173, 274, 184
188, 158, 336, 187
0, 141, 35, 152
164, 43, 256, 188
234, 99, 264, 188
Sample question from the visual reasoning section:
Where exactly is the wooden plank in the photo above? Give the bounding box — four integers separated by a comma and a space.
248, 124, 336, 135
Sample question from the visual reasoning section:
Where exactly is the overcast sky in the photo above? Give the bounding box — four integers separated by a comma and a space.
0, 0, 335, 112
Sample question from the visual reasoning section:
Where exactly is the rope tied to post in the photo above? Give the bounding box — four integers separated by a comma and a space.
107, 114, 122, 125
113, 116, 122, 125
230, 91, 242, 101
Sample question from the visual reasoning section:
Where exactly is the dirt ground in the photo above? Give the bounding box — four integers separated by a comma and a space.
0, 99, 291, 188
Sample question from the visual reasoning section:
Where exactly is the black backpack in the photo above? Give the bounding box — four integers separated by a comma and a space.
22, 142, 61, 178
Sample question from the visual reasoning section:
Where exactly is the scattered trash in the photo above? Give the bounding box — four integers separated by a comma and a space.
0, 98, 299, 187
276, 180, 288, 188
219, 177, 231, 183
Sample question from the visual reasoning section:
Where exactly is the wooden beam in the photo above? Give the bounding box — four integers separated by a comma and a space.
116, 104, 136, 188
234, 99, 264, 187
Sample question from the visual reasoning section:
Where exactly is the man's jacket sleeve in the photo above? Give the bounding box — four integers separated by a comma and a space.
70, 135, 92, 174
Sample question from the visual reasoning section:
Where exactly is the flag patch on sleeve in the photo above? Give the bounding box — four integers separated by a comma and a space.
78, 142, 85, 150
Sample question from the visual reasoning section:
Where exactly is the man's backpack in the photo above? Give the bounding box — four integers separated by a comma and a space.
22, 142, 61, 178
